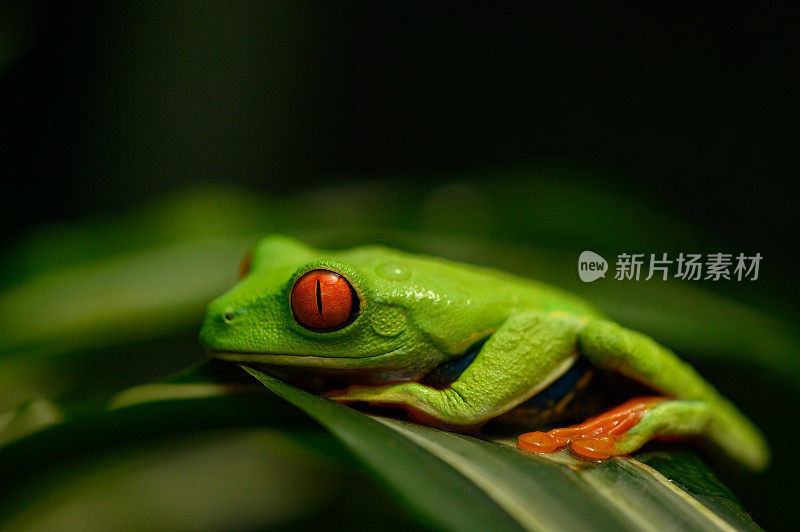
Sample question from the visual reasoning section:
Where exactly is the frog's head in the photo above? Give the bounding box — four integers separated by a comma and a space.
199, 235, 443, 382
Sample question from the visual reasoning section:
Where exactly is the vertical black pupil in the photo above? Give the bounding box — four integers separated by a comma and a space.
315, 279, 323, 315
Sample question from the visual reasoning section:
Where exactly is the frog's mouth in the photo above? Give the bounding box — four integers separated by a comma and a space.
209, 346, 420, 386
208, 345, 406, 369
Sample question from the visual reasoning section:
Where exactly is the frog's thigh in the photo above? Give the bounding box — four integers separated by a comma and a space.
329, 312, 579, 428
577, 319, 718, 400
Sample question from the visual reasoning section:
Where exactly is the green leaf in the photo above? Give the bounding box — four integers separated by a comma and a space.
243, 366, 762, 531
637, 450, 760, 530
243, 366, 523, 532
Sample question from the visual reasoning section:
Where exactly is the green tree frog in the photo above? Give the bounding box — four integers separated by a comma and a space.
199, 235, 769, 471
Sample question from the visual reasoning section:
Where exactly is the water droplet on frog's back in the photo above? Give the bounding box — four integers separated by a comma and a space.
376, 262, 411, 281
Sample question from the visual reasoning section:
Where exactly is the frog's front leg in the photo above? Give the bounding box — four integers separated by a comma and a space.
325, 311, 579, 430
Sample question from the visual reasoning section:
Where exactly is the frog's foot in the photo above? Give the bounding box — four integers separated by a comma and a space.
517, 396, 673, 460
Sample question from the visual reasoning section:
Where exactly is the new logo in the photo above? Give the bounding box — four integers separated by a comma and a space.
578, 251, 608, 282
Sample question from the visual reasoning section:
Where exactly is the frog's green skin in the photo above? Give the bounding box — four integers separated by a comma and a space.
199, 235, 769, 471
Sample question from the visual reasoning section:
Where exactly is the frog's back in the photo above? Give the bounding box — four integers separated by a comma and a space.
338, 245, 604, 320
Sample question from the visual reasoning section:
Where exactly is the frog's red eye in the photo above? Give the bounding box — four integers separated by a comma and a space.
291, 269, 359, 331
238, 249, 253, 280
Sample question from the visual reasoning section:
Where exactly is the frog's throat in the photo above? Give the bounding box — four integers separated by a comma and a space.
208, 345, 405, 369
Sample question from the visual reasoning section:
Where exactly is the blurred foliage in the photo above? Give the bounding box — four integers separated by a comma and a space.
0, 180, 797, 529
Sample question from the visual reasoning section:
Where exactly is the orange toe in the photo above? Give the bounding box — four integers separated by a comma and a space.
517, 396, 669, 460
518, 431, 568, 453
570, 437, 618, 460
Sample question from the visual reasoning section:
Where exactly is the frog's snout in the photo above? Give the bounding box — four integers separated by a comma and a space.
199, 299, 248, 351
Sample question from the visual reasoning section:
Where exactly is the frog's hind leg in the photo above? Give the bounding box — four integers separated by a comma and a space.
518, 396, 709, 459
572, 319, 769, 470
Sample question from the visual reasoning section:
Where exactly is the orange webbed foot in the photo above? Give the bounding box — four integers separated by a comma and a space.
517, 396, 669, 460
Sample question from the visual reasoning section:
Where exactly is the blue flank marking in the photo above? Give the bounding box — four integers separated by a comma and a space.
517, 356, 590, 411
419, 340, 484, 388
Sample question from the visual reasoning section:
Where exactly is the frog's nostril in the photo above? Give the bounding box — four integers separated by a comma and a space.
220, 307, 246, 324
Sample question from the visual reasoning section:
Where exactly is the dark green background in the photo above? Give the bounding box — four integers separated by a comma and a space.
2, 3, 796, 268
